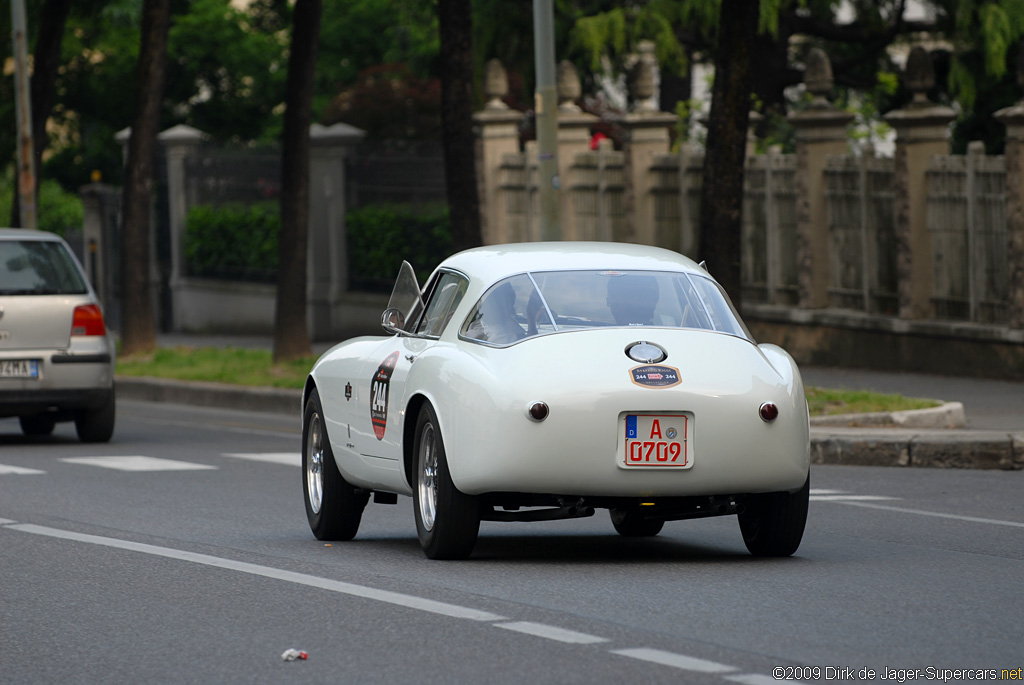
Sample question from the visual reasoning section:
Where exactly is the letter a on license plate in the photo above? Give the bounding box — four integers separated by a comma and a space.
622, 413, 692, 468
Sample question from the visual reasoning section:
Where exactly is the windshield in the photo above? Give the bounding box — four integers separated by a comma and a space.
0, 240, 88, 295
460, 269, 750, 346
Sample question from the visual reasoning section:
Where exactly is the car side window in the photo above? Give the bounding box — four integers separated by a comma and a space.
461, 274, 552, 345
416, 272, 469, 338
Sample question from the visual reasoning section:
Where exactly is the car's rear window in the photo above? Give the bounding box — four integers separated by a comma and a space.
460, 269, 750, 346
0, 240, 88, 295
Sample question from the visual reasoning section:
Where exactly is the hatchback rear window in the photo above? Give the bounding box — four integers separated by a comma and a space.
0, 240, 88, 295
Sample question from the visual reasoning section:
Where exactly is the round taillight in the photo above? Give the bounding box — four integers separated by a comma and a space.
528, 402, 549, 422
759, 402, 779, 422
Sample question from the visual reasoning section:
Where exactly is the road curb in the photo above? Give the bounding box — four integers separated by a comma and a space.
809, 428, 1024, 470
809, 401, 965, 429
116, 377, 1023, 471
116, 377, 302, 416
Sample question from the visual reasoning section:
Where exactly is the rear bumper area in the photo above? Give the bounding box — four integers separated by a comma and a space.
0, 387, 113, 418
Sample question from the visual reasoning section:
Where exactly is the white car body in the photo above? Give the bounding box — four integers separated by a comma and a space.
304, 241, 810, 559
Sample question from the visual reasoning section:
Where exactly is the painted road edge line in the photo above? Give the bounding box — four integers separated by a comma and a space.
610, 647, 737, 673
4, 523, 504, 622
493, 621, 609, 644
838, 501, 1024, 528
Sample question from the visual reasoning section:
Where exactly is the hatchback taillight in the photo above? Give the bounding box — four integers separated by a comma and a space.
71, 304, 107, 337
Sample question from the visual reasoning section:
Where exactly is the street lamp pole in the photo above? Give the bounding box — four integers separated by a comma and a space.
10, 0, 37, 230
532, 0, 559, 241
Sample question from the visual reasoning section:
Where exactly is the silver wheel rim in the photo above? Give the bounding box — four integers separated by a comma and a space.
306, 412, 324, 514
418, 422, 438, 531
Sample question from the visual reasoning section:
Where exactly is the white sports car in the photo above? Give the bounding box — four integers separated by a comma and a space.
302, 242, 810, 559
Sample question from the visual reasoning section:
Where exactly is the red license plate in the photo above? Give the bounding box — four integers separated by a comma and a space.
622, 413, 692, 468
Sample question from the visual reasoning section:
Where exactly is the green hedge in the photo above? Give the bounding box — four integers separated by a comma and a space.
346, 203, 452, 291
0, 168, 84, 235
184, 202, 280, 282
182, 202, 451, 289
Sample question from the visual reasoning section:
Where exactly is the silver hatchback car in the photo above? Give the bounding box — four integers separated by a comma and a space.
0, 229, 116, 442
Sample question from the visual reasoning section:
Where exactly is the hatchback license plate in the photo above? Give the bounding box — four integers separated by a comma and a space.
0, 359, 39, 379
622, 413, 692, 468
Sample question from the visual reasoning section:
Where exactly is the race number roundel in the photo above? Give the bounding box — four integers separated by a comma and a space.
629, 364, 681, 388
370, 352, 400, 440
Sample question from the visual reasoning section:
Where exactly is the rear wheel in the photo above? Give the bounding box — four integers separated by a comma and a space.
413, 403, 480, 559
610, 508, 665, 537
303, 388, 368, 541
19, 414, 56, 436
74, 389, 115, 443
738, 473, 810, 557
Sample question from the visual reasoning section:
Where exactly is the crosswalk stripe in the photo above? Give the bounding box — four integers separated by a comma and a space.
222, 453, 300, 466
60, 456, 216, 472
810, 495, 897, 501
0, 464, 45, 475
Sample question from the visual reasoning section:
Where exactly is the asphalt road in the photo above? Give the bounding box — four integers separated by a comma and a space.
1, 399, 1021, 684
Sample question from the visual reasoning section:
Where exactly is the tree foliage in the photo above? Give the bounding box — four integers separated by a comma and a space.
5, 0, 1024, 207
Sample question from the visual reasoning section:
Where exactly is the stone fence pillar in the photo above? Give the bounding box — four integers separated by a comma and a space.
157, 124, 205, 291
78, 182, 121, 316
474, 60, 523, 245
156, 125, 206, 331
788, 48, 853, 309
307, 122, 365, 340
884, 46, 955, 320
620, 54, 676, 245
556, 60, 597, 241
994, 47, 1024, 329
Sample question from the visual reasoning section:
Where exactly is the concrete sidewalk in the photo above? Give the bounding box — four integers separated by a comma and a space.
113, 334, 1024, 471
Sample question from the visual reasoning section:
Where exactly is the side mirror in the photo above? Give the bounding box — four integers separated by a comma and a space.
381, 308, 406, 335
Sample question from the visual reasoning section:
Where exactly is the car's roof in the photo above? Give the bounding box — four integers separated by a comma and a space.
0, 228, 64, 242
439, 241, 706, 285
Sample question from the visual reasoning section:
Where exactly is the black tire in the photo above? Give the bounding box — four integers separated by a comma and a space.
302, 388, 368, 541
74, 388, 115, 443
738, 473, 810, 557
610, 508, 665, 537
412, 403, 480, 560
19, 414, 56, 437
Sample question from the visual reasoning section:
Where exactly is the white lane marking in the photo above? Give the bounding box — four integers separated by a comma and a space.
810, 489, 843, 495
0, 518, 17, 525
810, 495, 897, 501
6, 523, 504, 621
610, 648, 737, 673
222, 453, 300, 467
0, 464, 45, 475
727, 675, 803, 685
838, 501, 1024, 529
60, 456, 216, 472
493, 621, 608, 644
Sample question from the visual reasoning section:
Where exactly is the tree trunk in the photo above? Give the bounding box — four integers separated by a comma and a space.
272, 0, 321, 363
697, 0, 760, 311
9, 0, 72, 228
119, 0, 171, 356
438, 0, 481, 254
